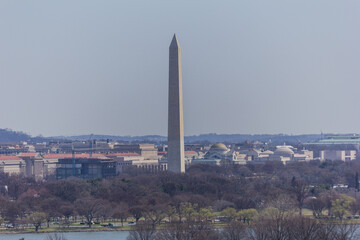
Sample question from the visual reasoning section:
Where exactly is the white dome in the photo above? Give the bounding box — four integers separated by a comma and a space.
274, 146, 294, 156
210, 143, 228, 151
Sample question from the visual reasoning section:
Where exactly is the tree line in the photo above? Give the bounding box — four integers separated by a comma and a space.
0, 160, 360, 238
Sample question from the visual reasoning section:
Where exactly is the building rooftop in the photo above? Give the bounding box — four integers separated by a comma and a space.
106, 152, 140, 157
0, 155, 21, 160
158, 151, 196, 154
43, 153, 106, 159
18, 152, 38, 157
305, 138, 360, 145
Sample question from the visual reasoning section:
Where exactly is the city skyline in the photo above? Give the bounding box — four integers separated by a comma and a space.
0, 1, 359, 137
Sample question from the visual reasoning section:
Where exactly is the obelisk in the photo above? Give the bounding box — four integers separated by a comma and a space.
168, 34, 185, 173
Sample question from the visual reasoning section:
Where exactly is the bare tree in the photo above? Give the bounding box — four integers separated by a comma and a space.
221, 221, 247, 240
113, 202, 129, 227
249, 217, 291, 240
27, 212, 46, 232
44, 233, 68, 240
290, 177, 309, 215
286, 216, 324, 240
316, 220, 359, 240
156, 221, 219, 240
332, 222, 359, 240
320, 189, 340, 216
306, 197, 326, 218
262, 194, 297, 220
95, 201, 113, 222
127, 221, 157, 240
249, 216, 359, 240
75, 197, 103, 228
144, 204, 167, 227
130, 205, 145, 223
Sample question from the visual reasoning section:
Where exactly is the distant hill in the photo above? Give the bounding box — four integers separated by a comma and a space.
0, 128, 58, 143
53, 134, 167, 143
185, 133, 321, 145
53, 133, 322, 145
0, 128, 323, 144
0, 128, 31, 142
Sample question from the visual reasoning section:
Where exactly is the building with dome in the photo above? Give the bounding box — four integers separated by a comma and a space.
191, 143, 246, 165
269, 145, 313, 164
240, 149, 274, 163
269, 146, 294, 164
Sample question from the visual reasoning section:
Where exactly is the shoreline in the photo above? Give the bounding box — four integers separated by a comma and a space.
1, 220, 358, 235
0, 227, 130, 234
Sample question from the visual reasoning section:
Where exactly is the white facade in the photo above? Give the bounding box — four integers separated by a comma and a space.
192, 143, 246, 165
0, 157, 26, 175
320, 150, 356, 161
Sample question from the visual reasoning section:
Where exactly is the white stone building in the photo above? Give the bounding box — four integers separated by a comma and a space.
192, 143, 246, 165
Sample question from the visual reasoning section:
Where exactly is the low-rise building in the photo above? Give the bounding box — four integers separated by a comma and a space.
320, 150, 356, 162
268, 146, 314, 164
192, 143, 246, 166
240, 149, 273, 163
0, 155, 25, 174
304, 134, 360, 159
108, 152, 166, 173
56, 157, 116, 180
18, 152, 43, 179
113, 144, 158, 160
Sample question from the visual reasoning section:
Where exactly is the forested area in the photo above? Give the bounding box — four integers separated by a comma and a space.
1, 160, 360, 239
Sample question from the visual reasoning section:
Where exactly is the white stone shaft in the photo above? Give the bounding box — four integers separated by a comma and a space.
168, 34, 185, 173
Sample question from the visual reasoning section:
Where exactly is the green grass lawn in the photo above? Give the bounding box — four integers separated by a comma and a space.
301, 208, 313, 216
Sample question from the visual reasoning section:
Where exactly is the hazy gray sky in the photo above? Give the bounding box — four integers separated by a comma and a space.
0, 1, 359, 137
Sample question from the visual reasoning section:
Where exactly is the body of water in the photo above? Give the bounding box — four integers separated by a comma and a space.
0, 231, 129, 240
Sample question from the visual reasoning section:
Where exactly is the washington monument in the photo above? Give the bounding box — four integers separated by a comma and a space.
168, 34, 185, 173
